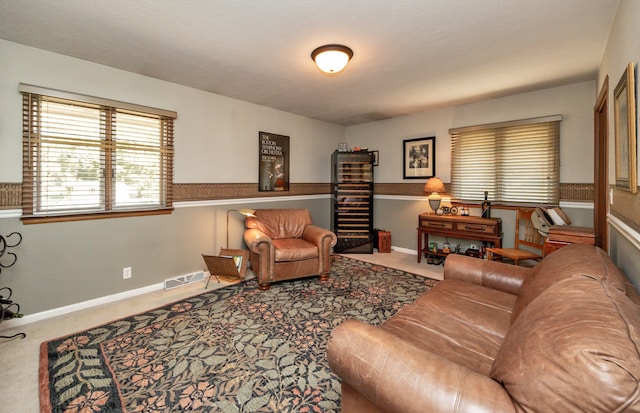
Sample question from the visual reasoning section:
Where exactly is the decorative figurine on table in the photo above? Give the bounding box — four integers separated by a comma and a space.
481, 191, 491, 219
435, 206, 459, 215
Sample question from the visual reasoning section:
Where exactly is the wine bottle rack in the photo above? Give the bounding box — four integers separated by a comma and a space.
331, 151, 375, 253
1, 232, 25, 340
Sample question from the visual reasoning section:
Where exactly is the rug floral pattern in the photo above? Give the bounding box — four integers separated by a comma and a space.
40, 256, 437, 413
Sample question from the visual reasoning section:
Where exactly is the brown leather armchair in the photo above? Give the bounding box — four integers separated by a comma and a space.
243, 209, 337, 290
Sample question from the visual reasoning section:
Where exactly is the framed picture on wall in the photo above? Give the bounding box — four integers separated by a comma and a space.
403, 136, 435, 179
258, 131, 290, 192
614, 62, 637, 193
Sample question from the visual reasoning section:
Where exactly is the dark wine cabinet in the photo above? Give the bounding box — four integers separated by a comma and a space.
331, 151, 374, 253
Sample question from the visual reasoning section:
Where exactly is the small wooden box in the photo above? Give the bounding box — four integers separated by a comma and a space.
544, 225, 595, 257
378, 231, 391, 253
548, 226, 595, 244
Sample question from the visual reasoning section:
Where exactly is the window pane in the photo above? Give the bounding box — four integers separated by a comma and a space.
114, 112, 163, 208
450, 118, 560, 203
21, 86, 175, 221
450, 130, 497, 200
37, 100, 103, 213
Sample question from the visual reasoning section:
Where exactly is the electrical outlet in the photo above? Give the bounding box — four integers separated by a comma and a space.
123, 267, 132, 279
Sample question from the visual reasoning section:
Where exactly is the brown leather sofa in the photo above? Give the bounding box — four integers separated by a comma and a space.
243, 209, 337, 290
327, 244, 640, 412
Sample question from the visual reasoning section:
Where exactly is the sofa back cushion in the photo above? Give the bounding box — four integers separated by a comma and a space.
245, 209, 312, 240
511, 243, 626, 323
491, 276, 640, 412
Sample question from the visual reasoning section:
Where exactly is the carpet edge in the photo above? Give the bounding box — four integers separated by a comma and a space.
39, 341, 51, 413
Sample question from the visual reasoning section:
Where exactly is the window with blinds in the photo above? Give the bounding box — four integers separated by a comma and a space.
450, 115, 561, 204
20, 84, 176, 222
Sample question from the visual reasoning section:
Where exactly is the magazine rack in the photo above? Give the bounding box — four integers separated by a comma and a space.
202, 248, 249, 288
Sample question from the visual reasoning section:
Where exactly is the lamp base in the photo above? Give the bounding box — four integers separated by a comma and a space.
428, 198, 441, 212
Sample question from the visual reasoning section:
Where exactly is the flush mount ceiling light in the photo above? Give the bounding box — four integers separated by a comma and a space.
311, 44, 353, 74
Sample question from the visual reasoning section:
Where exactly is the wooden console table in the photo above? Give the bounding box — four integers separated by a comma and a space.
417, 213, 503, 263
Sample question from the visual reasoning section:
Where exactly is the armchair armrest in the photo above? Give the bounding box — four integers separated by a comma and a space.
243, 228, 273, 254
243, 228, 275, 286
327, 320, 516, 413
302, 225, 337, 248
303, 225, 337, 276
444, 254, 530, 296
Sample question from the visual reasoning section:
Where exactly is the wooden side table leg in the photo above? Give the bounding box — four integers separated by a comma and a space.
417, 230, 429, 263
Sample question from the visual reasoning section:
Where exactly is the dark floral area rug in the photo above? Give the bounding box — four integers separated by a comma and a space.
39, 255, 437, 413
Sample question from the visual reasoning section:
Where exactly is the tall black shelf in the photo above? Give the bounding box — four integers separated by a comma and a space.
0, 232, 25, 341
331, 150, 375, 253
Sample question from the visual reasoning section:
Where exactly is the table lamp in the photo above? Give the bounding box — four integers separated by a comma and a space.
424, 177, 446, 213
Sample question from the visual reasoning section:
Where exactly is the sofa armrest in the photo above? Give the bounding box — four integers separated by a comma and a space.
444, 254, 530, 295
327, 320, 516, 413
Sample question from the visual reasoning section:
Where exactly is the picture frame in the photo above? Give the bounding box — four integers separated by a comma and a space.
614, 62, 637, 193
403, 137, 435, 179
258, 131, 290, 192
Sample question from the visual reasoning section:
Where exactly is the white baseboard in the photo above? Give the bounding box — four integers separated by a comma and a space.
0, 269, 250, 331
0, 281, 166, 330
391, 246, 417, 255
0, 246, 427, 331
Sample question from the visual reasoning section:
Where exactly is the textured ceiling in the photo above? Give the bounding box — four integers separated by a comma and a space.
0, 0, 619, 125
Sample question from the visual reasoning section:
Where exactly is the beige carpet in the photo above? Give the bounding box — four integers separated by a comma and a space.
340, 250, 444, 281
39, 255, 436, 412
0, 250, 440, 412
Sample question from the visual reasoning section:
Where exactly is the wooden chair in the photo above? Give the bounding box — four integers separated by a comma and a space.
486, 207, 544, 266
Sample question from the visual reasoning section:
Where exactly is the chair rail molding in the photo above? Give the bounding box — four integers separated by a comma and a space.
608, 213, 640, 250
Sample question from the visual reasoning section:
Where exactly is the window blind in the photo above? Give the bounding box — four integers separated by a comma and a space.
21, 85, 176, 221
450, 115, 561, 204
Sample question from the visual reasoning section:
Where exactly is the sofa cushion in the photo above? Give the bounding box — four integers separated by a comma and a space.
272, 238, 318, 262
491, 276, 640, 412
380, 279, 517, 376
511, 244, 626, 322
245, 209, 312, 239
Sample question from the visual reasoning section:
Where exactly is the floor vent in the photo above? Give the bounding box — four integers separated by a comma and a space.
164, 271, 205, 290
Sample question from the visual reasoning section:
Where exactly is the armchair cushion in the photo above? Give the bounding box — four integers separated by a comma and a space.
245, 208, 312, 239
272, 238, 318, 261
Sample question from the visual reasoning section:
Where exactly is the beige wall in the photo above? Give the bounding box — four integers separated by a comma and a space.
452, 82, 595, 184
346, 81, 596, 252
0, 198, 331, 314
597, 0, 640, 287
345, 107, 454, 182
4, 0, 639, 317
0, 39, 343, 184
346, 81, 595, 184
0, 39, 341, 314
